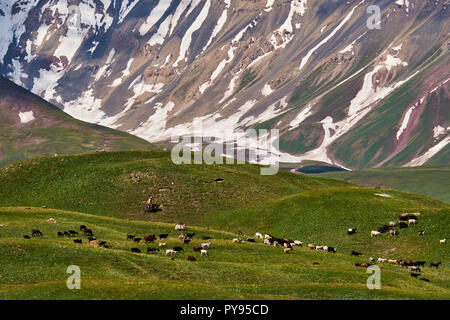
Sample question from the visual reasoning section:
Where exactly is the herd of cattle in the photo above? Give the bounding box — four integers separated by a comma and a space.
22, 212, 445, 280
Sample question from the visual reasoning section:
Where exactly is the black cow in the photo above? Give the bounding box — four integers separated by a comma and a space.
351, 251, 362, 256
147, 248, 160, 253
144, 234, 157, 242
410, 273, 420, 278
64, 231, 69, 237
134, 238, 142, 243
127, 234, 135, 240
430, 262, 441, 268
88, 237, 97, 242
83, 228, 93, 236
247, 238, 256, 242
57, 232, 64, 237
80, 225, 87, 231
131, 248, 141, 253
69, 230, 78, 236
32, 229, 43, 237
420, 278, 430, 283
186, 233, 196, 238
202, 236, 212, 240
74, 238, 82, 244
173, 247, 184, 252
159, 234, 169, 239
23, 235, 31, 239
327, 247, 336, 253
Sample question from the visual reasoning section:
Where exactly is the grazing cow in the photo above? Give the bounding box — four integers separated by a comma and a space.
99, 241, 107, 247
64, 231, 69, 237
399, 222, 408, 229
159, 242, 167, 247
408, 266, 421, 272
247, 238, 256, 243
369, 257, 375, 262
399, 213, 415, 221
355, 263, 369, 268
308, 244, 315, 250
200, 249, 208, 256
371, 231, 381, 237
420, 278, 430, 283
388, 259, 398, 264
264, 239, 271, 246
166, 249, 177, 256
69, 230, 78, 236
430, 262, 441, 268
284, 247, 292, 254
378, 225, 391, 233
440, 239, 446, 244
351, 251, 362, 256
187, 256, 196, 262
315, 246, 323, 251
23, 235, 31, 239
232, 238, 242, 243
255, 233, 263, 239
186, 233, 195, 238
144, 234, 157, 242
88, 236, 96, 241
159, 234, 169, 239
202, 236, 212, 240
131, 248, 141, 253
175, 224, 186, 231
80, 225, 86, 231
327, 247, 336, 253
147, 248, 160, 253
418, 231, 426, 236
408, 219, 417, 226
202, 242, 212, 248
293, 240, 303, 247
134, 238, 142, 243
57, 232, 64, 237
193, 246, 202, 252
127, 234, 135, 240
389, 221, 397, 227
32, 229, 43, 237
184, 239, 191, 244
173, 246, 184, 252
83, 228, 93, 236
410, 273, 420, 278
390, 229, 399, 236
377, 258, 387, 263
347, 228, 357, 235
264, 234, 273, 240
74, 238, 82, 244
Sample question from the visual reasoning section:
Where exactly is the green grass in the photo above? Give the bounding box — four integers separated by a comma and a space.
0, 151, 448, 299
315, 166, 450, 204
0, 151, 350, 224
0, 207, 448, 300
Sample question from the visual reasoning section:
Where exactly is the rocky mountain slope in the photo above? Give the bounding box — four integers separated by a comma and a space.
0, 0, 449, 169
0, 76, 154, 165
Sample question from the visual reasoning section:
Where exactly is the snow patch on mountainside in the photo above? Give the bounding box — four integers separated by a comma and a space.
139, 0, 173, 36
289, 104, 313, 130
299, 0, 364, 71
18, 111, 35, 124
406, 135, 450, 167
396, 104, 416, 140
174, 0, 211, 67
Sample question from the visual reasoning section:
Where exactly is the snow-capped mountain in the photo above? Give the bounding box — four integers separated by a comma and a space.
1, 0, 449, 169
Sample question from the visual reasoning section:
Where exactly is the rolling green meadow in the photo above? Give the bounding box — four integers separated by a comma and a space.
0, 151, 449, 299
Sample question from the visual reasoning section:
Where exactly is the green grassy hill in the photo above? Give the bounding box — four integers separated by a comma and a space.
0, 151, 449, 299
314, 166, 450, 204
0, 76, 155, 166
0, 207, 448, 300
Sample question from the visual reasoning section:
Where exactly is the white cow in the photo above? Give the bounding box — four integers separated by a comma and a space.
165, 249, 176, 255
255, 233, 263, 239
175, 223, 186, 231
159, 242, 166, 247
264, 239, 271, 245
200, 249, 208, 256
440, 239, 446, 244
202, 242, 212, 248
408, 219, 417, 225
371, 231, 381, 237
293, 240, 303, 247
377, 258, 387, 263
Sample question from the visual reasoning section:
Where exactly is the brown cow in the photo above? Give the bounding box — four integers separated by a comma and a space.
144, 234, 157, 242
